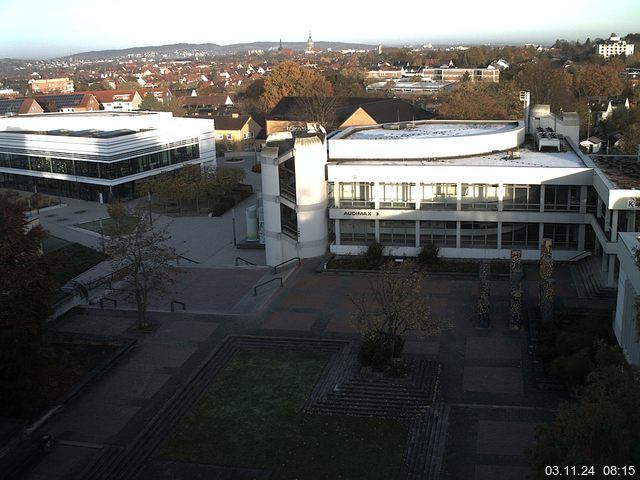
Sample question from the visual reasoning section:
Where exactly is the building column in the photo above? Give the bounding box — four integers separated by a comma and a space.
456, 221, 461, 249
373, 182, 381, 210
456, 183, 462, 211
497, 222, 503, 250
602, 251, 608, 273
539, 185, 545, 213
538, 223, 545, 251
611, 210, 619, 242
608, 254, 616, 287
375, 220, 380, 243
579, 185, 588, 214
415, 220, 421, 248
628, 211, 636, 232
578, 224, 586, 251
334, 219, 341, 246
497, 184, 504, 212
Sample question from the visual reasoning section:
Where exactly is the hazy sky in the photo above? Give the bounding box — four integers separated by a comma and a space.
1, 0, 639, 59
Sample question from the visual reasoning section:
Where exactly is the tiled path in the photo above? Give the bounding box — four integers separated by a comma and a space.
20, 259, 586, 480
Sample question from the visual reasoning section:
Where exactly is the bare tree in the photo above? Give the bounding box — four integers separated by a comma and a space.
352, 262, 446, 369
105, 208, 176, 329
296, 95, 339, 129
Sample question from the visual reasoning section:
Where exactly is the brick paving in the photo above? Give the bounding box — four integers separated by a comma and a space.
18, 259, 588, 480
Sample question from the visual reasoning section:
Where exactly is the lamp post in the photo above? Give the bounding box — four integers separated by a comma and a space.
147, 191, 153, 226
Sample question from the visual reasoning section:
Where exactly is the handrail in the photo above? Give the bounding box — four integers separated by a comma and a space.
235, 256, 256, 266
171, 300, 186, 312
99, 297, 117, 309
273, 256, 301, 274
254, 277, 283, 296
177, 254, 200, 265
567, 251, 592, 262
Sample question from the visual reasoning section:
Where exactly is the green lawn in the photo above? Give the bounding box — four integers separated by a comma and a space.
43, 239, 107, 284
161, 348, 410, 480
75, 216, 138, 235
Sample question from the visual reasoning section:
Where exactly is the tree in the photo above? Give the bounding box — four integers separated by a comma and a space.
572, 63, 624, 98
258, 61, 333, 112
351, 263, 446, 371
0, 193, 58, 345
528, 365, 640, 477
139, 92, 162, 111
329, 67, 368, 97
296, 95, 339, 128
105, 209, 176, 329
0, 193, 59, 414
438, 81, 522, 120
515, 60, 574, 111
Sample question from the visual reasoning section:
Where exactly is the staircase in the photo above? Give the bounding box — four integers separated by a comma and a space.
570, 257, 617, 299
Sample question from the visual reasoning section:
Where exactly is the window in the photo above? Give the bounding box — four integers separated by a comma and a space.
380, 182, 414, 209
280, 203, 298, 239
380, 220, 415, 246
461, 184, 498, 210
420, 183, 457, 210
420, 221, 456, 247
503, 184, 540, 211
502, 223, 539, 248
460, 222, 498, 248
339, 182, 373, 208
340, 219, 375, 244
217, 133, 223, 140
543, 223, 578, 249
544, 185, 580, 212
226, 134, 232, 140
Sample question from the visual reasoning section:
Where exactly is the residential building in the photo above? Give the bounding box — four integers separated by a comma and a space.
366, 81, 455, 95
82, 90, 143, 111
30, 77, 75, 94
138, 88, 172, 104
0, 98, 44, 116
213, 113, 262, 152
0, 111, 216, 202
265, 97, 432, 135
367, 63, 499, 83
35, 93, 100, 113
180, 95, 234, 116
597, 34, 635, 58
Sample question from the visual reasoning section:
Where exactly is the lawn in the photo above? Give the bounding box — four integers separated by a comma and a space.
43, 237, 107, 285
75, 216, 138, 235
161, 348, 410, 480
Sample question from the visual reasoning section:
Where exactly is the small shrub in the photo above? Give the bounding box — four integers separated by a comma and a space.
418, 242, 440, 265
366, 241, 384, 267
358, 330, 405, 372
554, 332, 593, 357
550, 349, 595, 385
593, 339, 626, 368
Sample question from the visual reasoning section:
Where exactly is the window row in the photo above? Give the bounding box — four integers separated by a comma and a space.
333, 183, 596, 212
338, 220, 579, 249
0, 144, 200, 180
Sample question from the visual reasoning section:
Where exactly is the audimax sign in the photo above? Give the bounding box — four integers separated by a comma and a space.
343, 211, 380, 217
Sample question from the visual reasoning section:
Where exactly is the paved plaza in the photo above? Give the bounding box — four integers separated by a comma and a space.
6, 181, 590, 479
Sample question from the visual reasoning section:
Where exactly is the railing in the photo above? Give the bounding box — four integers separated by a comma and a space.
177, 255, 200, 265
170, 300, 186, 312
273, 257, 301, 274
254, 277, 283, 296
568, 251, 592, 262
235, 256, 257, 266
339, 200, 375, 209
99, 297, 117, 309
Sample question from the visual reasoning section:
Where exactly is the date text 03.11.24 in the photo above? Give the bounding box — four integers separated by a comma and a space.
545, 465, 637, 476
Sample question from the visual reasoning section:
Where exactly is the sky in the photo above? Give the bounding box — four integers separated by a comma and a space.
1, 0, 639, 59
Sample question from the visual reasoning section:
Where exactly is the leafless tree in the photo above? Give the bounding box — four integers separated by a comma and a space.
105, 208, 176, 329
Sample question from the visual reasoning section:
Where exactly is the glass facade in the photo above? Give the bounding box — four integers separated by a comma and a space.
543, 223, 579, 249
0, 144, 199, 181
502, 223, 539, 248
420, 183, 457, 210
460, 222, 498, 248
503, 184, 541, 211
461, 184, 499, 211
340, 219, 375, 245
380, 220, 415, 246
419, 221, 456, 247
379, 183, 414, 209
339, 182, 374, 208
544, 185, 580, 212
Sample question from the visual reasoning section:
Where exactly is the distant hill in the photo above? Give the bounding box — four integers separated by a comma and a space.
67, 41, 377, 60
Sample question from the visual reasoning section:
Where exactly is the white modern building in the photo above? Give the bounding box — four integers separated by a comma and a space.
597, 34, 635, 58
0, 111, 216, 202
614, 233, 640, 365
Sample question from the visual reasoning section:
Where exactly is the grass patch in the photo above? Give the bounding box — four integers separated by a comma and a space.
328, 256, 509, 274
75, 216, 138, 235
45, 242, 107, 284
161, 348, 409, 479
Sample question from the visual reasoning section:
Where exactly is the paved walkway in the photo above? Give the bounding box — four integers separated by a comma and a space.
17, 258, 590, 480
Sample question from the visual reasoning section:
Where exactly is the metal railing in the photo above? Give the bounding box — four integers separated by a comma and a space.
273, 257, 300, 274
568, 251, 592, 262
235, 256, 256, 266
254, 277, 283, 296
177, 255, 200, 265
170, 300, 186, 312
99, 297, 117, 309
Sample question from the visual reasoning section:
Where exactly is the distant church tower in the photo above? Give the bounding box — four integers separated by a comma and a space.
307, 31, 314, 51
279, 38, 283, 51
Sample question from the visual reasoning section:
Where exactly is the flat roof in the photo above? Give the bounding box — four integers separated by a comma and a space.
332, 143, 588, 168
346, 122, 517, 140
592, 156, 640, 189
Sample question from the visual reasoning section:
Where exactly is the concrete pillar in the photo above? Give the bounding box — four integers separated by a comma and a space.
456, 221, 461, 249
611, 210, 619, 242
373, 182, 381, 209
334, 219, 341, 246
608, 254, 616, 286
497, 222, 503, 250
456, 182, 462, 211
415, 220, 421, 248
539, 185, 545, 213
578, 224, 586, 251
498, 184, 504, 212
375, 220, 380, 242
579, 186, 587, 214
538, 222, 545, 251
627, 211, 636, 232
